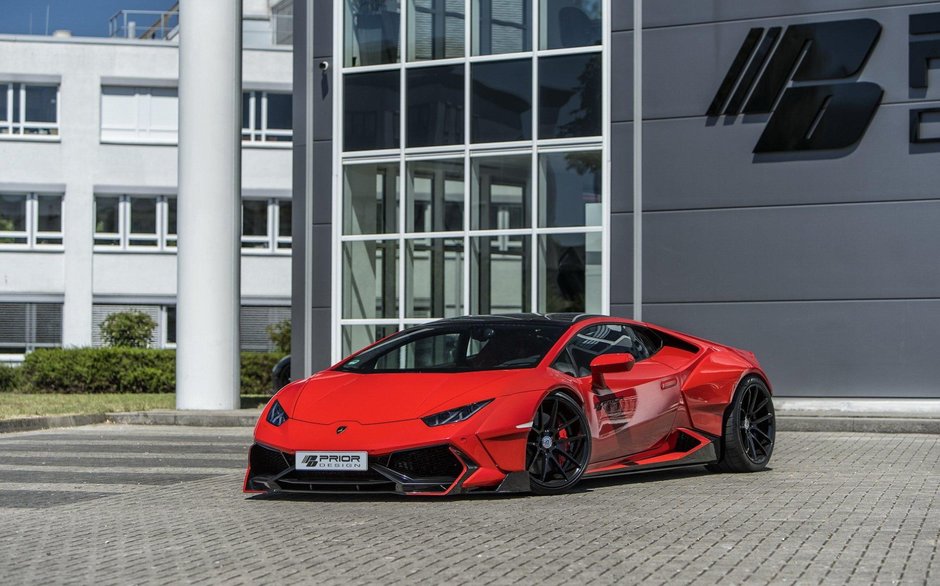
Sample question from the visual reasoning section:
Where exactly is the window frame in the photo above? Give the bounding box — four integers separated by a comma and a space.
241, 197, 293, 255
333, 0, 610, 363
99, 85, 180, 145
0, 82, 60, 140
93, 195, 176, 252
242, 90, 293, 145
0, 192, 64, 250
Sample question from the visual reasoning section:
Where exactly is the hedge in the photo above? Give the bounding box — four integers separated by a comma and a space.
19, 348, 283, 394
0, 363, 22, 393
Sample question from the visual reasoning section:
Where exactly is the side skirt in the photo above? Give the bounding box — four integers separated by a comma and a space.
583, 428, 718, 479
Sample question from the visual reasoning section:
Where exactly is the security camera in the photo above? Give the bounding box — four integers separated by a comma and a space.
319, 61, 329, 71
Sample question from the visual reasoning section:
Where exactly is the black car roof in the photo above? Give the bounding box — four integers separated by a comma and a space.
432, 313, 606, 327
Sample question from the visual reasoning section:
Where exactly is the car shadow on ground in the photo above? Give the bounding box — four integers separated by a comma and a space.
244, 465, 774, 504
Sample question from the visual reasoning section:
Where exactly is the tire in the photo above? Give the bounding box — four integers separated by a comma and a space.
526, 391, 591, 495
711, 376, 775, 473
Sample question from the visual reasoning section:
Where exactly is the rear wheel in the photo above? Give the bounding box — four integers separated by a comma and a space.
712, 376, 775, 472
526, 392, 591, 495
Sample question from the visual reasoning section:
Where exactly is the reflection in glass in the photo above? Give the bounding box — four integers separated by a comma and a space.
539, 151, 601, 227
94, 196, 120, 246
242, 199, 269, 249
407, 159, 464, 232
407, 65, 465, 148
0, 87, 7, 123
473, 0, 531, 55
471, 155, 530, 230
344, 163, 400, 235
406, 238, 464, 318
471, 235, 530, 314
129, 197, 158, 246
471, 59, 531, 143
539, 53, 601, 139
35, 196, 63, 245
540, 0, 601, 50
345, 0, 401, 67
266, 93, 292, 131
278, 201, 292, 237
342, 324, 399, 357
343, 240, 399, 319
344, 71, 401, 151
166, 198, 177, 247
24, 85, 57, 123
0, 194, 26, 244
408, 0, 465, 61
166, 306, 177, 345
538, 232, 601, 313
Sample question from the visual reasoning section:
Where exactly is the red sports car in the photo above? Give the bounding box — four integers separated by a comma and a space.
245, 314, 775, 496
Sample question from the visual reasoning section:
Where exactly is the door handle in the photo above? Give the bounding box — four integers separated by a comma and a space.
661, 377, 678, 390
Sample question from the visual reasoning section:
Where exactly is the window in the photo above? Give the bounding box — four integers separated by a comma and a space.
339, 0, 605, 356
0, 83, 59, 137
242, 91, 292, 143
273, 0, 294, 45
345, 0, 402, 67
555, 323, 652, 378
539, 0, 601, 50
100, 86, 178, 143
241, 198, 292, 253
93, 304, 288, 351
0, 193, 63, 248
472, 0, 531, 55
340, 322, 566, 371
408, 0, 466, 61
93, 195, 175, 250
0, 302, 62, 354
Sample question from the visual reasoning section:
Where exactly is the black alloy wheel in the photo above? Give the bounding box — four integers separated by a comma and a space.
526, 392, 591, 495
712, 376, 775, 473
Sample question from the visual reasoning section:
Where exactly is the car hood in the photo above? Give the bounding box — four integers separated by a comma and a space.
290, 369, 523, 425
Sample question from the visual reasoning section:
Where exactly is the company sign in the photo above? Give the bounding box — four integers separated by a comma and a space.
708, 14, 940, 153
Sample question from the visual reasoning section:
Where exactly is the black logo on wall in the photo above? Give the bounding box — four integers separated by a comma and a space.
909, 13, 940, 143
707, 19, 883, 153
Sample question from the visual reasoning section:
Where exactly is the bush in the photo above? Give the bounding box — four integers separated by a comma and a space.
100, 311, 157, 348
20, 348, 284, 394
0, 363, 23, 393
240, 352, 284, 395
267, 319, 291, 354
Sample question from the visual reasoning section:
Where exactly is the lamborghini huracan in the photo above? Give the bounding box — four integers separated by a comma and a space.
245, 314, 775, 496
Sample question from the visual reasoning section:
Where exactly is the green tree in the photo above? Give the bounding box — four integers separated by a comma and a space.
266, 319, 291, 354
100, 311, 157, 348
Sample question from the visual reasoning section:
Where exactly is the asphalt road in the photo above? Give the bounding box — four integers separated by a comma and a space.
0, 425, 937, 585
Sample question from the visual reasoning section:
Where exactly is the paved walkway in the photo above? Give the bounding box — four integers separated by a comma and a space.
0, 425, 937, 584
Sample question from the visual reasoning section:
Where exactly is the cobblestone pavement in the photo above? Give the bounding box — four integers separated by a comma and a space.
0, 425, 937, 585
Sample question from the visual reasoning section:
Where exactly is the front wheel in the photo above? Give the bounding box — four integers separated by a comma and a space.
711, 376, 775, 473
526, 392, 591, 495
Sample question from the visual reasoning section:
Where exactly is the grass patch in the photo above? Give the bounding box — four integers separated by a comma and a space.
0, 393, 175, 420
0, 393, 271, 420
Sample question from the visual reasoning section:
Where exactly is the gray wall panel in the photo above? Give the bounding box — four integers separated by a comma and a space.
644, 6, 940, 121
609, 213, 634, 307
643, 101, 940, 211
644, 201, 940, 303
610, 31, 634, 123
310, 307, 332, 371
644, 0, 940, 29
313, 0, 333, 58
610, 121, 633, 214
645, 300, 940, 398
311, 141, 333, 225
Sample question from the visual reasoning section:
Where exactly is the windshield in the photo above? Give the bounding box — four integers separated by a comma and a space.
338, 323, 568, 373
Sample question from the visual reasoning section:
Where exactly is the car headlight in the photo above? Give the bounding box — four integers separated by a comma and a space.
266, 399, 288, 427
422, 399, 493, 427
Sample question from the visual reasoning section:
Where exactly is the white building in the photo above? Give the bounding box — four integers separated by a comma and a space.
0, 1, 294, 359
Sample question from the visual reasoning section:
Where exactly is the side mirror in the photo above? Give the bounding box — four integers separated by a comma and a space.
590, 353, 635, 389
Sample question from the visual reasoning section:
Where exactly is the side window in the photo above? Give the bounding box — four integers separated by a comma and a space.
553, 323, 651, 377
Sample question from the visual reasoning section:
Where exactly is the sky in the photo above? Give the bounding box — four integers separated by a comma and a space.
0, 0, 175, 38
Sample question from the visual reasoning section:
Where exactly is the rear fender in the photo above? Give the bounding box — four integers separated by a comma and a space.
681, 349, 768, 437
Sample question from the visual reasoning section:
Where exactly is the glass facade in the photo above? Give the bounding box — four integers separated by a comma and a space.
339, 0, 604, 352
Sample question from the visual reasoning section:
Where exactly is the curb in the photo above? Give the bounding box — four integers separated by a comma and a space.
108, 410, 259, 427
0, 413, 108, 434
777, 416, 940, 434
2, 412, 937, 435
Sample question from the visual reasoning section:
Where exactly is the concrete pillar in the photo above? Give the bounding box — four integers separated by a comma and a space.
176, 0, 242, 410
